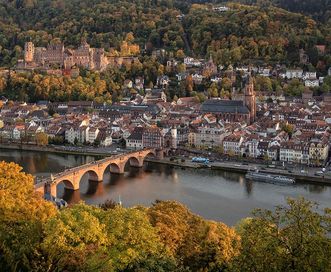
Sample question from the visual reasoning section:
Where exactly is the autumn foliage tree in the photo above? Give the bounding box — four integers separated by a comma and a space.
0, 162, 56, 271
42, 203, 177, 271
147, 200, 240, 271
36, 132, 48, 146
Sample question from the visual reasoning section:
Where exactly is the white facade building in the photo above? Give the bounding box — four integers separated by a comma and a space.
223, 135, 243, 155
286, 69, 303, 79
86, 127, 99, 143
305, 80, 319, 87
194, 126, 226, 148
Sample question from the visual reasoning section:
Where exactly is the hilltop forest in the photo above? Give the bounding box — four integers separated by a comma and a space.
0, 0, 330, 66
229, 0, 331, 22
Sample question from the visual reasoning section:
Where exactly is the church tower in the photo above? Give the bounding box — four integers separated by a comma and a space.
244, 76, 256, 124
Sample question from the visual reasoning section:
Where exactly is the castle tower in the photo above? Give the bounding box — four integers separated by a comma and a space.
244, 76, 256, 124
24, 42, 35, 63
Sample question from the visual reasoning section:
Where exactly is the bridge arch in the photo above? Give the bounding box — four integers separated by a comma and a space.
80, 169, 102, 182
52, 179, 76, 197
126, 156, 143, 168
109, 163, 122, 174
144, 151, 156, 160
57, 179, 75, 190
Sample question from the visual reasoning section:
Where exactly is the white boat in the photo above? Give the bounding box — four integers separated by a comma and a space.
245, 170, 295, 185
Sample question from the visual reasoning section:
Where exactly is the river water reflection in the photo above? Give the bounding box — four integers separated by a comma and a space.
1, 149, 330, 225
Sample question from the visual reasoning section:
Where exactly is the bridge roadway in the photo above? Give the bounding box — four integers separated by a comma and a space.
35, 148, 164, 197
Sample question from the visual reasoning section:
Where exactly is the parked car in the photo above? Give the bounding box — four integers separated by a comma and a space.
315, 171, 324, 176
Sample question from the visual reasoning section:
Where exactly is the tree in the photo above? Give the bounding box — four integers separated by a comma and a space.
42, 204, 110, 270
208, 82, 219, 97
255, 76, 273, 93
228, 149, 235, 157
99, 199, 118, 210
307, 46, 319, 66
0, 162, 56, 270
101, 206, 176, 271
36, 132, 48, 146
185, 75, 194, 95
281, 123, 294, 138
125, 32, 135, 44
147, 200, 240, 271
263, 153, 270, 161
214, 145, 224, 154
176, 49, 185, 59
196, 92, 207, 102
42, 204, 176, 271
93, 138, 100, 147
176, 63, 186, 73
232, 198, 331, 272
49, 135, 64, 145
220, 88, 230, 99
284, 79, 305, 96
221, 77, 232, 91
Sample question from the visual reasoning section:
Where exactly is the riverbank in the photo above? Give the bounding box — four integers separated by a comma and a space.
1, 143, 331, 186
0, 143, 110, 157
147, 158, 331, 186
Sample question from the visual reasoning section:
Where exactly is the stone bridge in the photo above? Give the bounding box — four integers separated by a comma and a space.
35, 148, 165, 197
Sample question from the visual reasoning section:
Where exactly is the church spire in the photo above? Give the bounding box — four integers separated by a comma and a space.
245, 75, 254, 96
244, 75, 256, 124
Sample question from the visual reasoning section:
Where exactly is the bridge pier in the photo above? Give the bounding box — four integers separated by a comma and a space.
71, 179, 80, 191
88, 177, 103, 182
45, 182, 58, 197
156, 149, 165, 160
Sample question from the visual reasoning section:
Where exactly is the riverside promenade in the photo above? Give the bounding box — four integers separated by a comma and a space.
143, 158, 331, 185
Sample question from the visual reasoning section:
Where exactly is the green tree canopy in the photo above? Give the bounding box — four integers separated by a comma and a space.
232, 198, 331, 272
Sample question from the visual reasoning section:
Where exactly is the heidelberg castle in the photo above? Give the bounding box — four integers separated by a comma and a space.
17, 40, 139, 73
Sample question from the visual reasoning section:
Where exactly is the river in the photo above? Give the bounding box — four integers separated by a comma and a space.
1, 149, 330, 226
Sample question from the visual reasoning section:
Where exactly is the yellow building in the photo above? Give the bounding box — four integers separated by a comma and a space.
188, 131, 196, 147
309, 141, 329, 166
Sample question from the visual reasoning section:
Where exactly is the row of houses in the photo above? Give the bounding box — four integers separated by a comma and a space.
182, 119, 329, 166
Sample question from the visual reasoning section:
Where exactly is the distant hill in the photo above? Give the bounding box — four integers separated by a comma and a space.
275, 0, 331, 22
222, 0, 331, 22
185, 3, 328, 65
0, 0, 330, 67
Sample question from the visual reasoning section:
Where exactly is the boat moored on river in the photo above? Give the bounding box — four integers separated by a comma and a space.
245, 170, 295, 185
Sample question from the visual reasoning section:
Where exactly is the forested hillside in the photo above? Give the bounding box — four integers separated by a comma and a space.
185, 3, 327, 64
0, 0, 330, 66
228, 0, 331, 22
